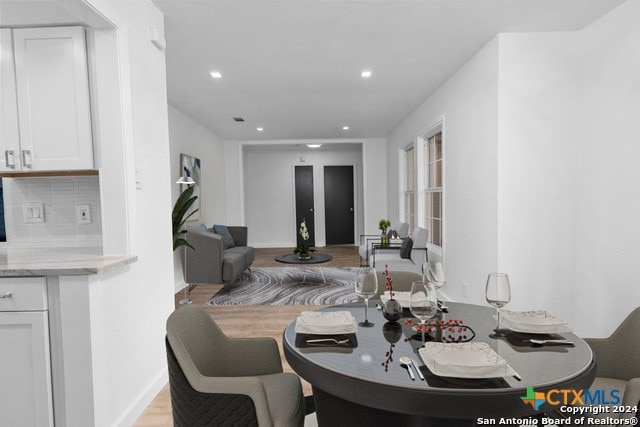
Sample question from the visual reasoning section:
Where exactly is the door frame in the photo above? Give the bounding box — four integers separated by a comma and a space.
291, 162, 360, 247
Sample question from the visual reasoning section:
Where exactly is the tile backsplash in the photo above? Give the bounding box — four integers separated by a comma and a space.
3, 176, 102, 248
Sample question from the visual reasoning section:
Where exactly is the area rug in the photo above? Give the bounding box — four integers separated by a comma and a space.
207, 267, 360, 306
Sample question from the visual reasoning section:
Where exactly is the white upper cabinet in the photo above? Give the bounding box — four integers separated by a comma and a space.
1, 26, 93, 172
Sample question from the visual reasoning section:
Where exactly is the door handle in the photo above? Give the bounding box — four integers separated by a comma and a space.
4, 150, 15, 169
22, 150, 32, 168
310, 208, 313, 212
350, 208, 354, 212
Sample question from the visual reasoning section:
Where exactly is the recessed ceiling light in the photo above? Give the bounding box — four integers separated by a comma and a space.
307, 144, 322, 148
210, 71, 222, 79
361, 70, 372, 78
342, 126, 349, 130
257, 127, 263, 132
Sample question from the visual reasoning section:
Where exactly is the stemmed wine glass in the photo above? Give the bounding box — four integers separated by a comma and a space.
424, 261, 447, 310
355, 267, 378, 327
485, 273, 511, 338
410, 281, 438, 347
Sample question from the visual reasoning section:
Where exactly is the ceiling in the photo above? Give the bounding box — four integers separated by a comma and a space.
157, 1, 622, 140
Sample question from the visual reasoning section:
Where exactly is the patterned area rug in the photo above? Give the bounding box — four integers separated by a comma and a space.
207, 267, 360, 306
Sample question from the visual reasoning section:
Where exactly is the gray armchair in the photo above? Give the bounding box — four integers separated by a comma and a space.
583, 307, 640, 423
166, 305, 306, 426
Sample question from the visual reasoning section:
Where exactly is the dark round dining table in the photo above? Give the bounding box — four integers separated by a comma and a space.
283, 302, 596, 426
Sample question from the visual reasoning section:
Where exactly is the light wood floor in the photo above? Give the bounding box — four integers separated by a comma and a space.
134, 245, 360, 426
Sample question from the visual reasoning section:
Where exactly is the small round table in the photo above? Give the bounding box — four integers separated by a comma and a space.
274, 252, 333, 264
274, 252, 333, 283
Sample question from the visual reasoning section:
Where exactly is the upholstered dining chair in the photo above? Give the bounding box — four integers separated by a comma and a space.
373, 270, 422, 299
583, 307, 640, 422
166, 305, 306, 426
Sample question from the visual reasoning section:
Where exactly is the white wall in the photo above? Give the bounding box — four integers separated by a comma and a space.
386, 38, 500, 303
72, 1, 175, 425
573, 0, 640, 336
497, 32, 581, 324
168, 104, 227, 290
386, 0, 640, 337
226, 138, 387, 245
243, 145, 364, 247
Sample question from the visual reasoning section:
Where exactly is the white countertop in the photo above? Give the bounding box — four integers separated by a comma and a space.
0, 247, 137, 276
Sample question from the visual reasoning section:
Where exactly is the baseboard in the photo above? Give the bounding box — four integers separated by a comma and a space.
249, 242, 328, 248
112, 367, 168, 427
175, 279, 187, 293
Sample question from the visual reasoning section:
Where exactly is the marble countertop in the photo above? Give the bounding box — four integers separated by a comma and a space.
0, 247, 137, 276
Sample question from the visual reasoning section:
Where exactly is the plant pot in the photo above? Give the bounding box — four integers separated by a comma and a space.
381, 298, 402, 322
298, 253, 311, 260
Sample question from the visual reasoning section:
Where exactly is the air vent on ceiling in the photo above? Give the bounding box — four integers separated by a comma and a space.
232, 117, 245, 122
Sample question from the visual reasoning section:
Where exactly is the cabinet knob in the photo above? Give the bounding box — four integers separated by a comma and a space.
4, 150, 15, 169
0, 292, 12, 299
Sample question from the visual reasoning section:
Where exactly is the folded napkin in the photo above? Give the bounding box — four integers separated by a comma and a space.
380, 291, 412, 308
499, 310, 572, 334
419, 342, 517, 379
295, 311, 358, 335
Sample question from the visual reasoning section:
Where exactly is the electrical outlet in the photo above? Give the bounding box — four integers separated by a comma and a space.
462, 282, 468, 298
76, 205, 92, 224
23, 203, 45, 223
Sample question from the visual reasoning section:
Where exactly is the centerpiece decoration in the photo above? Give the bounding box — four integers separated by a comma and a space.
403, 318, 475, 343
293, 218, 315, 260
379, 219, 391, 246
381, 264, 402, 321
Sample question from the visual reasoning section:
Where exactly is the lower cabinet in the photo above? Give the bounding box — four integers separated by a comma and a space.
0, 278, 53, 427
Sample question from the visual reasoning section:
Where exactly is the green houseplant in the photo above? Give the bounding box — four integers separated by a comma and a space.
172, 185, 199, 304
172, 185, 199, 251
379, 219, 391, 246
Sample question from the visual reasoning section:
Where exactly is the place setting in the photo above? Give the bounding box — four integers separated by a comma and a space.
294, 310, 359, 350
484, 273, 575, 349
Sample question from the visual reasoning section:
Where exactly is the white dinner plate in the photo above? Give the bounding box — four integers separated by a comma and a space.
499, 310, 573, 334
419, 342, 517, 379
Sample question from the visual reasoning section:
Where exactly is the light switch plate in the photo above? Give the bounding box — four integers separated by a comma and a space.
23, 203, 44, 223
76, 205, 92, 224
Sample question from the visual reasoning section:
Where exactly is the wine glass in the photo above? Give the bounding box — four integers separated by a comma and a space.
410, 281, 438, 346
355, 267, 378, 327
485, 273, 511, 338
423, 261, 447, 310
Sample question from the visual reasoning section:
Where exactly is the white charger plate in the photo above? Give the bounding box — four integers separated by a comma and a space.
380, 291, 411, 308
419, 342, 517, 379
499, 310, 573, 334
295, 311, 358, 335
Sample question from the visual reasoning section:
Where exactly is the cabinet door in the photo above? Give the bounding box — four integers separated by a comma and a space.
0, 29, 21, 171
0, 311, 53, 427
13, 26, 93, 171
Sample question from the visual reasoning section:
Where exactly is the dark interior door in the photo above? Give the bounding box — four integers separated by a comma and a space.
294, 166, 315, 247
324, 166, 354, 244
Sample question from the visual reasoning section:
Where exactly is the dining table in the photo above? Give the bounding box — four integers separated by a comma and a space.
283, 301, 596, 426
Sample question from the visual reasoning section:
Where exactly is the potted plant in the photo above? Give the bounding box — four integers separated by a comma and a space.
172, 185, 199, 251
379, 219, 391, 246
172, 185, 198, 304
293, 218, 316, 260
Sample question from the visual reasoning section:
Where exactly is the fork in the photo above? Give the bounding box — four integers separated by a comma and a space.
306, 338, 350, 345
527, 339, 574, 346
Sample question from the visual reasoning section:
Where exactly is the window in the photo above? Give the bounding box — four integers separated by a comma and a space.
424, 132, 443, 247
403, 146, 415, 232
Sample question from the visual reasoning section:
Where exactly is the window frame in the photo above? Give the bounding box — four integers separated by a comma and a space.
422, 127, 444, 254
402, 144, 415, 233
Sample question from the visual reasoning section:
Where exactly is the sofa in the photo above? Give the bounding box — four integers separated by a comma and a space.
370, 226, 428, 274
183, 225, 255, 291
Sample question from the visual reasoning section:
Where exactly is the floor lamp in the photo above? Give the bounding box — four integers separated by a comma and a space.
177, 176, 195, 304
